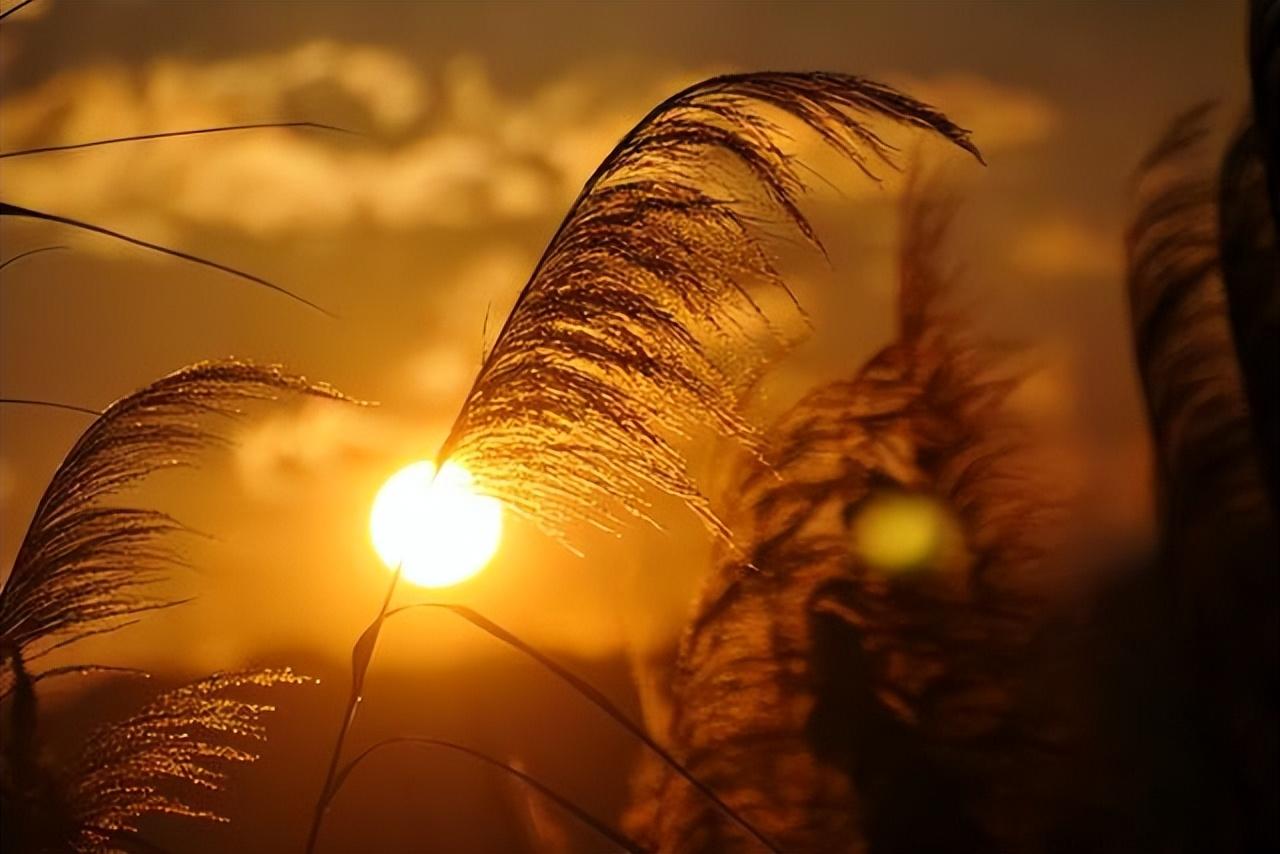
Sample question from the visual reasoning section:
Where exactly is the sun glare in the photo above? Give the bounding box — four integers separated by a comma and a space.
369, 461, 502, 588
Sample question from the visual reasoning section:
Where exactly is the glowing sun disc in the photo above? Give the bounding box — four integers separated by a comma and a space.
370, 461, 502, 588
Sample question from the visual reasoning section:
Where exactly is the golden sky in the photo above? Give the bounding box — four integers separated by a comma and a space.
0, 3, 1256, 850
0, 0, 1247, 675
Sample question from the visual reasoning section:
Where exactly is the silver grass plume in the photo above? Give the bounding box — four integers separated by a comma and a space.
0, 360, 351, 666
1126, 107, 1270, 535
1124, 107, 1278, 851
4, 668, 308, 853
435, 72, 980, 546
628, 188, 1060, 853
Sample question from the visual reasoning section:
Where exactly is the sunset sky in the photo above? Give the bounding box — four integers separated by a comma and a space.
0, 1, 1252, 850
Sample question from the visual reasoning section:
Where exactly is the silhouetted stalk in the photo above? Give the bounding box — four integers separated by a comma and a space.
0, 0, 38, 22
386, 602, 782, 853
0, 121, 347, 313
0, 663, 147, 702
302, 564, 402, 854
303, 587, 777, 851
0, 397, 100, 417
0, 245, 67, 270
0, 202, 334, 317
0, 121, 349, 159
328, 736, 647, 853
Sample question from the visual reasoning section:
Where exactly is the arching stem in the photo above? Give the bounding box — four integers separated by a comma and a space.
302, 564, 402, 854
386, 602, 782, 853
329, 736, 647, 853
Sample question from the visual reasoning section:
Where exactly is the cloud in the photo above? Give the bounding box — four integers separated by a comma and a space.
885, 72, 1058, 152
229, 237, 547, 497
1010, 216, 1120, 278
400, 343, 478, 401
231, 356, 481, 500
2, 46, 1049, 240
0, 44, 704, 236
233, 399, 398, 498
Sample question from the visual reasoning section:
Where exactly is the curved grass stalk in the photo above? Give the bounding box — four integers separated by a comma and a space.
329, 736, 647, 854
0, 0, 38, 22
386, 602, 781, 852
0, 114, 347, 317
305, 574, 779, 852
0, 121, 349, 159
0, 202, 334, 317
0, 397, 100, 417
0, 245, 68, 271
303, 566, 402, 854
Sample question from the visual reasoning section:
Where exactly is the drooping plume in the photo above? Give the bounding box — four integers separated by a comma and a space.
435, 72, 981, 545
35, 669, 307, 854
1124, 106, 1279, 851
0, 360, 350, 664
626, 188, 1060, 853
1125, 106, 1272, 555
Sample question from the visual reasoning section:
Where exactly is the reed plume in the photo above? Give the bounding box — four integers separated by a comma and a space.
435, 72, 980, 546
1126, 106, 1271, 556
328, 736, 645, 854
0, 360, 350, 668
1123, 106, 1278, 851
626, 96, 1278, 854
3, 668, 308, 853
302, 71, 979, 851
1, 362, 348, 852
627, 187, 1060, 853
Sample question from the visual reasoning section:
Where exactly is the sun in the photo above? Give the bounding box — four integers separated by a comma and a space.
369, 460, 502, 588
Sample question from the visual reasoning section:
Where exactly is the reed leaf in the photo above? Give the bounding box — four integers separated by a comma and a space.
0, 203, 333, 317
0, 360, 351, 662
0, 122, 348, 160
330, 737, 647, 854
435, 72, 980, 546
385, 602, 774, 850
0, 119, 346, 314
0, 245, 68, 272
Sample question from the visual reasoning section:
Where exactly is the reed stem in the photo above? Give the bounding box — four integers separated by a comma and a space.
302, 564, 402, 854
